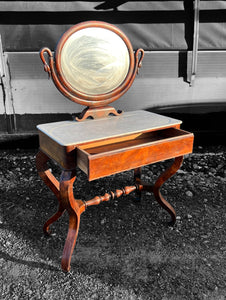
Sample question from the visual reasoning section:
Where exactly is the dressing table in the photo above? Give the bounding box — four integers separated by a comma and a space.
36, 21, 194, 272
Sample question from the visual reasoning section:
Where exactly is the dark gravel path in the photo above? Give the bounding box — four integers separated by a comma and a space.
0, 145, 226, 299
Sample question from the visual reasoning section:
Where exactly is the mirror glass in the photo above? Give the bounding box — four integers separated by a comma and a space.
60, 27, 130, 95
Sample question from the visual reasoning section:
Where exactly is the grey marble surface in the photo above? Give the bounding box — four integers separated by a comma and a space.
37, 110, 182, 146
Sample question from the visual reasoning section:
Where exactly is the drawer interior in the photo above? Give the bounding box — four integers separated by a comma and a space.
78, 127, 191, 155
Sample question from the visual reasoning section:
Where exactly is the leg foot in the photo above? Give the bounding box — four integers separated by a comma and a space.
43, 204, 65, 235
153, 156, 183, 225
61, 213, 80, 272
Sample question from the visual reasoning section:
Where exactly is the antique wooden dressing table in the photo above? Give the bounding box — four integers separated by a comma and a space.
36, 21, 194, 272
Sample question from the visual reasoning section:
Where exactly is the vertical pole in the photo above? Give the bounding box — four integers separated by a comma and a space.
190, 0, 200, 86
0, 34, 8, 132
0, 35, 16, 133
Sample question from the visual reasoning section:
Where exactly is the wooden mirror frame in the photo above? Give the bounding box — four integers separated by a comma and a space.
40, 21, 144, 115
55, 21, 135, 101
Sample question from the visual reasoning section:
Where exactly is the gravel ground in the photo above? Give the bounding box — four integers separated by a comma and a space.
0, 144, 226, 300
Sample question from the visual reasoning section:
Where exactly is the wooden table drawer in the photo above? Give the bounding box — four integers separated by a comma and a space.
77, 128, 194, 181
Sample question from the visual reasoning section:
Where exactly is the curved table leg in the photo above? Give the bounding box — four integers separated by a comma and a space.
60, 170, 85, 272
153, 156, 183, 225
43, 203, 65, 235
36, 150, 65, 233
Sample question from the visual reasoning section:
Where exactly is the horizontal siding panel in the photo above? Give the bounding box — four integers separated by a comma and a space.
2, 1, 226, 12
197, 51, 226, 77
7, 51, 226, 80
3, 51, 226, 120
120, 77, 226, 111
199, 23, 226, 49
8, 77, 226, 115
1, 2, 226, 51
7, 52, 48, 80
0, 22, 187, 51
7, 51, 181, 80
0, 2, 190, 51
0, 1, 95, 12
200, 1, 226, 10
187, 51, 226, 77
1, 1, 184, 12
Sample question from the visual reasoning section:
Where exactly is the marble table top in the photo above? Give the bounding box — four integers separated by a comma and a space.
37, 110, 182, 146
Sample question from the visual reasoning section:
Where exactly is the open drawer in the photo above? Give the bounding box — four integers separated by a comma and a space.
77, 127, 194, 181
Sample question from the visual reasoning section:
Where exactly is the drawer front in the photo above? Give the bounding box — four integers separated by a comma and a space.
77, 130, 194, 181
